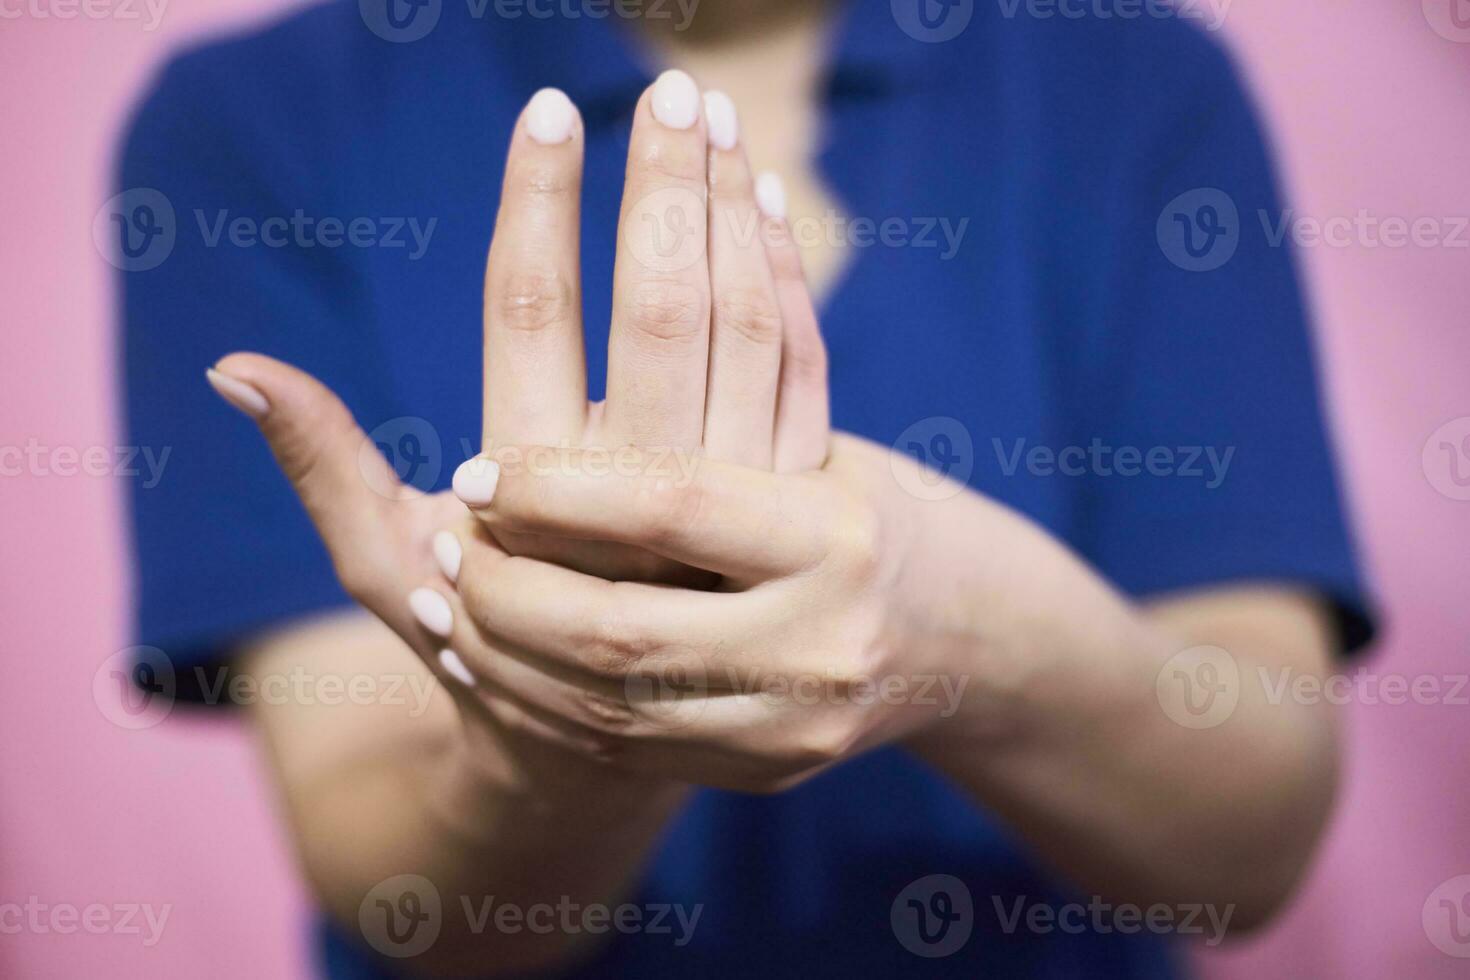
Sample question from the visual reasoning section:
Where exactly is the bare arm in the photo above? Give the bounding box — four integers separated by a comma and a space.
240, 609, 683, 976
910, 582, 1338, 931
896, 469, 1341, 931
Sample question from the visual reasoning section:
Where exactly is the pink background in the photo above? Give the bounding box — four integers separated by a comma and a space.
2, 3, 1467, 977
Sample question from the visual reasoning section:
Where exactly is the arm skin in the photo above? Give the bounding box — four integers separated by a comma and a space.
894, 475, 1340, 929
241, 611, 687, 977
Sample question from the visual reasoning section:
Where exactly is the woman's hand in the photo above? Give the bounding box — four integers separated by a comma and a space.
426, 434, 974, 793
206, 72, 831, 793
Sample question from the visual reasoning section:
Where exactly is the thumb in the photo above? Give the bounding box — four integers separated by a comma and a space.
206, 352, 400, 561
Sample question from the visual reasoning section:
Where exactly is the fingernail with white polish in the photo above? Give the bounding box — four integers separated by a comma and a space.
703, 91, 738, 151
755, 172, 787, 220
438, 649, 476, 687
206, 368, 269, 419
409, 587, 453, 638
525, 87, 576, 145
453, 458, 501, 508
433, 530, 462, 584
651, 69, 700, 130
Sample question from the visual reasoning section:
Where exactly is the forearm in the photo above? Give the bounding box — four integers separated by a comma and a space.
898, 491, 1339, 927
298, 735, 682, 975
245, 614, 685, 977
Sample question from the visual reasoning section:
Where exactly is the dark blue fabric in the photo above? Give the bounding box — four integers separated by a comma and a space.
119, 0, 1374, 976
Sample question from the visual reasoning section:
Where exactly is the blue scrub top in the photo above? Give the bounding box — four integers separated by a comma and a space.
118, 1, 1374, 976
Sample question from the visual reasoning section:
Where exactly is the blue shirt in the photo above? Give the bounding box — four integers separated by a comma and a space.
119, 1, 1374, 976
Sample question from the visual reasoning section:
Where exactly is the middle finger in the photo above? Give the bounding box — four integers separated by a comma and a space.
601, 70, 712, 451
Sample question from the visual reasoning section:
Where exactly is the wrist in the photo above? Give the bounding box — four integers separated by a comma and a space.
879, 467, 1076, 754
896, 487, 1162, 763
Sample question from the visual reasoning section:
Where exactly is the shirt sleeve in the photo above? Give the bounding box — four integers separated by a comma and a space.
1073, 40, 1376, 653
117, 51, 388, 700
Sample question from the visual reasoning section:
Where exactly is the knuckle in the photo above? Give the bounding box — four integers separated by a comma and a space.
636, 475, 705, 551
785, 334, 828, 385
493, 270, 576, 333
713, 288, 783, 347
709, 168, 756, 206
583, 612, 647, 680
508, 159, 577, 200
577, 685, 638, 731
278, 400, 357, 491
625, 278, 707, 347
632, 142, 706, 187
